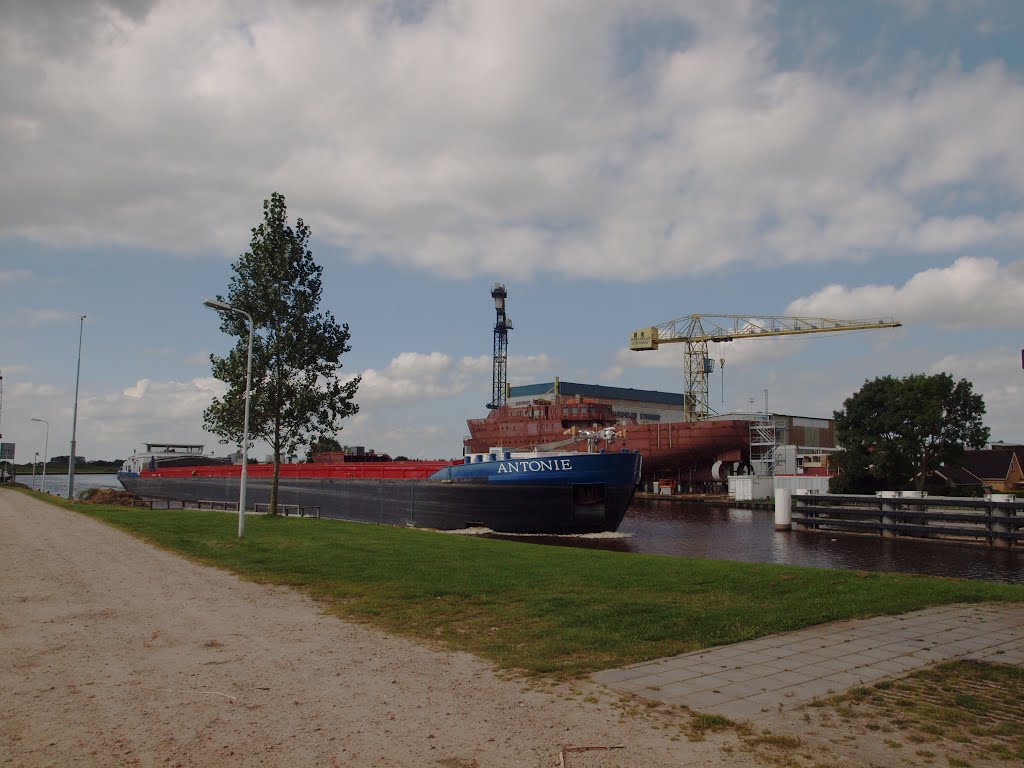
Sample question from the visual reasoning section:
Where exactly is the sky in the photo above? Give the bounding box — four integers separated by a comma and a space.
1, 0, 1023, 464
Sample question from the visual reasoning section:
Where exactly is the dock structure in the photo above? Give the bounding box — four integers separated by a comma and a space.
787, 491, 1023, 548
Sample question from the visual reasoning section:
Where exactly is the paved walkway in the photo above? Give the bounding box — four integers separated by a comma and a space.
593, 603, 1024, 721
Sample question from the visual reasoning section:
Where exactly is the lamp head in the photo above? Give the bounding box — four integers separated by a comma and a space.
203, 298, 233, 312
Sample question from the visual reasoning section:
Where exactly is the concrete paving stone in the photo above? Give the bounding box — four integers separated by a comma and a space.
681, 674, 734, 692
728, 639, 777, 651
710, 681, 764, 700
657, 666, 710, 682
958, 638, 1010, 652
938, 626, 983, 639
856, 645, 903, 661
706, 644, 754, 658
980, 631, 1024, 644
850, 665, 916, 683
747, 656, 793, 671
715, 667, 760, 684
611, 662, 670, 676
753, 675, 813, 693
730, 663, 789, 677
760, 669, 819, 685
778, 638, 827, 651
680, 689, 733, 709
780, 679, 846, 701
908, 648, 957, 663
801, 656, 853, 673
728, 652, 775, 666
835, 652, 893, 668
702, 697, 773, 721
656, 679, 721, 699
866, 657, 927, 675
833, 639, 883, 653
819, 671, 871, 690
592, 667, 655, 684
679, 660, 734, 674
811, 644, 863, 660
636, 671, 698, 688
783, 651, 832, 666
754, 646, 800, 660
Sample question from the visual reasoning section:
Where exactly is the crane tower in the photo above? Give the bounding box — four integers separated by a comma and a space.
488, 283, 513, 409
630, 314, 901, 421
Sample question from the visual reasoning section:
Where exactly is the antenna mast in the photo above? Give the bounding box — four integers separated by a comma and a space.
488, 283, 513, 409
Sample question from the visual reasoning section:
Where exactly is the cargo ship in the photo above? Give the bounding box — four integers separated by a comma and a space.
465, 397, 751, 485
118, 443, 642, 534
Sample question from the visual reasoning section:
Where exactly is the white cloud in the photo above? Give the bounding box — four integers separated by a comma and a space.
0, 269, 31, 284
2, 2, 1022, 279
12, 380, 60, 397
924, 347, 1023, 442
85, 377, 227, 441
354, 350, 552, 403
13, 308, 78, 327
786, 257, 1024, 327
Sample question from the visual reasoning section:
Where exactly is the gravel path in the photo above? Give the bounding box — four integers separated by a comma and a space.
0, 490, 751, 767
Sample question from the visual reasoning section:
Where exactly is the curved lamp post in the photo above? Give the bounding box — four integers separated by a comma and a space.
203, 298, 253, 539
31, 417, 48, 493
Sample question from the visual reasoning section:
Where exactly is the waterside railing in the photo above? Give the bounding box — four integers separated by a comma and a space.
779, 490, 1023, 548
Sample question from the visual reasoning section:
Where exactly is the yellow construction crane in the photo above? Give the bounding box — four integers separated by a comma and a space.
630, 315, 902, 421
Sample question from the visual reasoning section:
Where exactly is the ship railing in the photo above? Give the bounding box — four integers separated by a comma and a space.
195, 499, 239, 511
126, 499, 187, 510
252, 502, 321, 518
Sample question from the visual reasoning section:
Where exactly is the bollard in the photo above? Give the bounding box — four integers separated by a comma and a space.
987, 493, 1015, 549
774, 488, 792, 531
879, 490, 899, 538
899, 490, 929, 537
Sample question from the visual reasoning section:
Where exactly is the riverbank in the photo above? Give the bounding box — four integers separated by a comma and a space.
0, 487, 762, 767
6, 488, 1023, 766
21, 487, 1024, 677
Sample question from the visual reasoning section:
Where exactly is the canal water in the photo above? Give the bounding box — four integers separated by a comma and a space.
490, 498, 1024, 585
26, 472, 122, 496
21, 475, 1024, 585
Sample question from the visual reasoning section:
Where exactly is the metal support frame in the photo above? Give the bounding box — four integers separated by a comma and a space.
749, 415, 778, 477
489, 283, 512, 409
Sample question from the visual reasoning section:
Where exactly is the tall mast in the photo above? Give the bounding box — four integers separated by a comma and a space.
488, 283, 513, 409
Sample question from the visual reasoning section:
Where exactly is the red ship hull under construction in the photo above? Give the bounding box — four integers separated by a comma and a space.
465, 398, 751, 483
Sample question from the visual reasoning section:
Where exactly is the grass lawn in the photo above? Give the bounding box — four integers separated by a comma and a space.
33, 491, 1024, 678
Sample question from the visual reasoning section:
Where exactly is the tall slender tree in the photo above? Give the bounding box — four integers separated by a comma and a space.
205, 192, 360, 514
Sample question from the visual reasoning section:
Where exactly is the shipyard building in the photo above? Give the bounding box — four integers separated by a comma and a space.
508, 380, 837, 487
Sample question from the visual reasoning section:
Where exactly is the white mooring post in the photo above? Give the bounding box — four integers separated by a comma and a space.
774, 488, 792, 531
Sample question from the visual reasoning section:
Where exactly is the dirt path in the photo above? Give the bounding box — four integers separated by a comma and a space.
0, 491, 755, 767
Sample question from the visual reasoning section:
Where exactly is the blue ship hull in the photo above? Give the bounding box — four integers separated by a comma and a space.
118, 450, 642, 534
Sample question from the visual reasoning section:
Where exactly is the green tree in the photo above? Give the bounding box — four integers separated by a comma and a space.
305, 435, 343, 463
205, 192, 360, 514
830, 373, 989, 493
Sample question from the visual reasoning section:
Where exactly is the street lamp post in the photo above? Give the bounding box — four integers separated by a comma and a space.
33, 452, 38, 490
31, 417, 49, 493
203, 298, 253, 539
68, 315, 86, 499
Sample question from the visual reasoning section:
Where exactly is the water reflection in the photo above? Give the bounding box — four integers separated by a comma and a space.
491, 498, 1024, 585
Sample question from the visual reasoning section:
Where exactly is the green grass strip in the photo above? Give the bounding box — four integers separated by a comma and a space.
37, 494, 1024, 678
